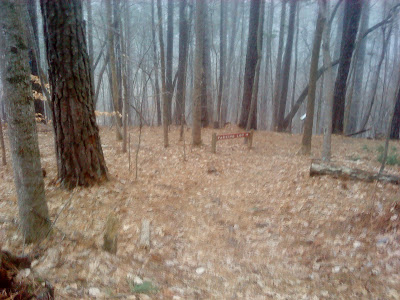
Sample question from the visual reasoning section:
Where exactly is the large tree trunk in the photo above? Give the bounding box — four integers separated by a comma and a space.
276, 0, 297, 132
192, 0, 206, 145
332, 0, 362, 134
301, 2, 326, 155
105, 0, 123, 140
0, 0, 50, 242
157, 0, 169, 147
238, 0, 261, 129
41, 0, 108, 188
151, 0, 162, 126
175, 0, 189, 126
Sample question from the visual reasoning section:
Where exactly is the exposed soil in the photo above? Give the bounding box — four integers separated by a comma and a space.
1, 125, 399, 299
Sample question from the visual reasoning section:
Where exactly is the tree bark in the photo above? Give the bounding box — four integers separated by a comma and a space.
175, 0, 189, 127
276, 0, 297, 132
332, 0, 362, 134
192, 0, 206, 145
41, 0, 108, 188
0, 0, 50, 242
390, 84, 400, 139
217, 0, 226, 128
151, 0, 161, 126
157, 0, 169, 147
271, 0, 286, 130
238, 0, 261, 129
301, 3, 326, 155
105, 0, 122, 140
166, 0, 174, 124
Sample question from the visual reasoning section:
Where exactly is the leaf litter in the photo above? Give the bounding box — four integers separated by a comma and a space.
0, 124, 399, 299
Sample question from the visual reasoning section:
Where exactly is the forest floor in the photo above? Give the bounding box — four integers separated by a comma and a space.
1, 124, 400, 299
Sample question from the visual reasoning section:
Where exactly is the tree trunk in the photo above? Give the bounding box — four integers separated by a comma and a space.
151, 0, 161, 126
332, 0, 362, 134
27, 0, 46, 122
217, 0, 226, 128
113, 0, 123, 126
192, 0, 206, 146
238, 0, 261, 129
271, 0, 286, 130
202, 1, 211, 128
276, 0, 297, 132
157, 0, 169, 147
246, 0, 264, 132
301, 3, 326, 155
166, 0, 174, 124
105, 0, 122, 140
86, 0, 94, 72
41, 0, 108, 188
321, 0, 334, 162
122, 2, 131, 153
0, 0, 50, 242
390, 84, 400, 139
346, 0, 369, 134
175, 0, 189, 127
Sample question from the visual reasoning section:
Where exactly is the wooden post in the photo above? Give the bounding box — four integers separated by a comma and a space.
211, 132, 217, 153
248, 130, 254, 149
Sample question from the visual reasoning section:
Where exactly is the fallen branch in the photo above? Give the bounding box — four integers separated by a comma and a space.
310, 159, 400, 185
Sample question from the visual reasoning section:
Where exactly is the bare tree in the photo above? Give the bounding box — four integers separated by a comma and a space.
238, 0, 262, 129
151, 0, 162, 126
0, 0, 50, 241
332, 0, 362, 134
301, 2, 326, 155
192, 0, 207, 145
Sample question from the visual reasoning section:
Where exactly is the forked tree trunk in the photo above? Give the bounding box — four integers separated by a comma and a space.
0, 0, 50, 242
41, 0, 108, 188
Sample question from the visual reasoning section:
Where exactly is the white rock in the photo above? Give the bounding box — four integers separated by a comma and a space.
88, 287, 102, 298
353, 241, 362, 248
134, 276, 143, 285
196, 267, 205, 275
332, 266, 341, 273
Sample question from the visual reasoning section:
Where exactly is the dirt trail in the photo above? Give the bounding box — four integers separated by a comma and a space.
1, 125, 399, 299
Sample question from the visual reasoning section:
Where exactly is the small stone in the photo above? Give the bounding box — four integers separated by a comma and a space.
371, 268, 380, 276
133, 276, 143, 285
138, 294, 151, 300
312, 262, 320, 271
88, 287, 102, 297
332, 266, 341, 273
390, 214, 398, 221
196, 267, 205, 275
321, 290, 329, 297
376, 237, 389, 246
173, 296, 182, 300
353, 241, 362, 248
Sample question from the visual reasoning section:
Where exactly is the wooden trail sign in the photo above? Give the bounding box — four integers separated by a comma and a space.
211, 131, 253, 153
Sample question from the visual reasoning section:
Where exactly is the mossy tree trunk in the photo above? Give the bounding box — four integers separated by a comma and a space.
0, 0, 50, 242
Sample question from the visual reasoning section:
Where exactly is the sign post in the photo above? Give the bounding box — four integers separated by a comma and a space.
211, 131, 254, 153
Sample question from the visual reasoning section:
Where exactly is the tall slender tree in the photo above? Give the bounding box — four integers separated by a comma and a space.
301, 2, 326, 154
166, 0, 174, 124
332, 0, 362, 134
192, 0, 207, 145
0, 0, 50, 241
238, 0, 262, 129
41, 0, 108, 188
217, 0, 226, 128
151, 0, 162, 126
277, 0, 297, 131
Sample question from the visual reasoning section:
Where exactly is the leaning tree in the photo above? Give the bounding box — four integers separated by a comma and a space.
40, 0, 108, 188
